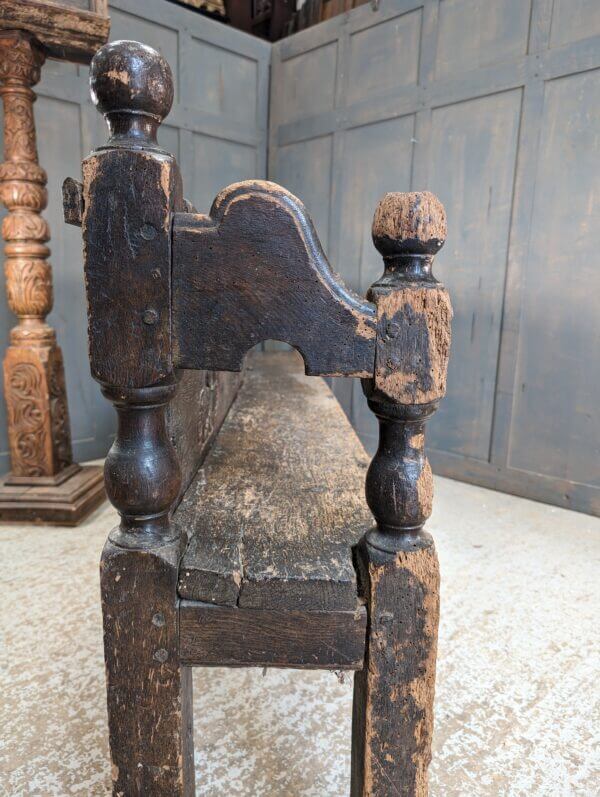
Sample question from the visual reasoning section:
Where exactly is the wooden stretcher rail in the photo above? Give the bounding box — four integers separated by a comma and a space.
179, 601, 367, 670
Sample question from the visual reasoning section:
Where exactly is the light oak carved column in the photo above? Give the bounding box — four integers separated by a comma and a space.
0, 28, 104, 523
0, 31, 72, 477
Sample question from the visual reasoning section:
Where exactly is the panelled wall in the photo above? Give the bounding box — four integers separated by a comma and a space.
270, 0, 600, 514
0, 0, 270, 472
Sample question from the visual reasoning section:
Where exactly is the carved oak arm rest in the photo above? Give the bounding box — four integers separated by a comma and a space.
63, 40, 453, 556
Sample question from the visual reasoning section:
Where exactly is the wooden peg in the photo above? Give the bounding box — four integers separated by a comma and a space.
62, 177, 84, 227
352, 192, 452, 797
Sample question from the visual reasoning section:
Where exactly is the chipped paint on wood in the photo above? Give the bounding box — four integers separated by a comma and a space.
106, 69, 130, 84
372, 191, 446, 256
0, 0, 109, 64
81, 148, 177, 388
352, 538, 440, 797
374, 287, 452, 404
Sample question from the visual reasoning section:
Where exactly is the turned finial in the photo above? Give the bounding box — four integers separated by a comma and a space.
90, 40, 173, 147
364, 190, 452, 550
372, 190, 446, 257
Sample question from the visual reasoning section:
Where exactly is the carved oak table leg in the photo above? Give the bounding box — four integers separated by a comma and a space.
0, 30, 103, 525
76, 42, 194, 796
351, 193, 452, 796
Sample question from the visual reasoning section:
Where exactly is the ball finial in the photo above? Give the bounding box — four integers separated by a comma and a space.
90, 40, 174, 140
372, 191, 446, 257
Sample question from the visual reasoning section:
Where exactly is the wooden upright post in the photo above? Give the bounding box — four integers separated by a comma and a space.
77, 41, 194, 795
0, 2, 110, 524
351, 192, 452, 796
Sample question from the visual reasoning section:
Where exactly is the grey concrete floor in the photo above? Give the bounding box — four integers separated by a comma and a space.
1, 475, 598, 796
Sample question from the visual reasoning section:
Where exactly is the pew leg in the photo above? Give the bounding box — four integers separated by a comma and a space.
101, 538, 195, 797
351, 533, 440, 797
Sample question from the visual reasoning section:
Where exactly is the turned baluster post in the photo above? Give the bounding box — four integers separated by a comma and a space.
0, 31, 73, 478
352, 192, 452, 796
69, 41, 194, 795
0, 29, 106, 523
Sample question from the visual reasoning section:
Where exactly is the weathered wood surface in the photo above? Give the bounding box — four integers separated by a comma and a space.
176, 350, 373, 610
172, 181, 377, 376
351, 535, 440, 797
75, 39, 452, 797
180, 602, 367, 669
369, 191, 452, 407
349, 191, 448, 797
81, 142, 181, 387
101, 538, 194, 797
79, 43, 196, 797
168, 369, 240, 501
0, 0, 110, 64
363, 191, 451, 539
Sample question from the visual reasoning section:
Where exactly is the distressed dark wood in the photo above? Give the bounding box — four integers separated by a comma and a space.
177, 351, 372, 610
351, 192, 451, 797
102, 538, 194, 797
172, 182, 377, 376
0, 0, 110, 64
180, 601, 367, 669
61, 176, 84, 226
72, 43, 194, 797
71, 39, 454, 797
169, 369, 240, 502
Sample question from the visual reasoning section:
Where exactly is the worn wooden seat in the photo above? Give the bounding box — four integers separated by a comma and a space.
65, 40, 454, 797
176, 351, 371, 611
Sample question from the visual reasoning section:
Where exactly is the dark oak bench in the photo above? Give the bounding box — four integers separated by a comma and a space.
177, 351, 371, 669
64, 40, 453, 797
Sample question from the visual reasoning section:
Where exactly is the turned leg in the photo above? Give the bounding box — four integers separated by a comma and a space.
351, 192, 452, 796
100, 382, 194, 797
351, 411, 440, 797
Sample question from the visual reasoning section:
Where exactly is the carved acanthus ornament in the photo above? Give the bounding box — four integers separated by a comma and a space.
0, 31, 73, 477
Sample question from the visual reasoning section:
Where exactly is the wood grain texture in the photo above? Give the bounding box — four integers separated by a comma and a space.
0, 463, 104, 524
78, 41, 181, 390
101, 538, 194, 797
373, 287, 452, 405
351, 535, 440, 797
172, 180, 377, 376
176, 351, 373, 610
82, 147, 181, 388
370, 191, 452, 406
168, 368, 240, 501
372, 191, 446, 258
179, 601, 367, 669
350, 192, 448, 795
362, 191, 451, 540
0, 31, 74, 479
0, 0, 110, 64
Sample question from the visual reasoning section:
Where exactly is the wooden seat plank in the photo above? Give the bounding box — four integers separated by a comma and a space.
176, 351, 373, 611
